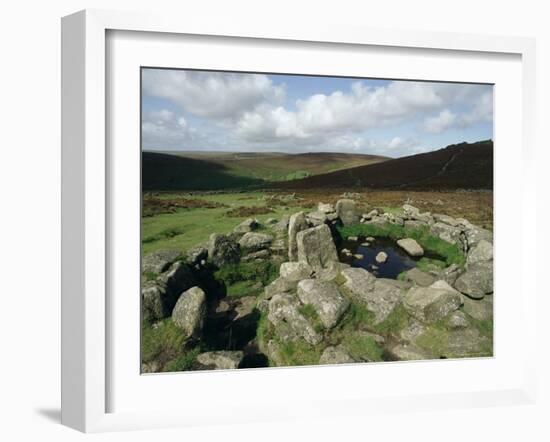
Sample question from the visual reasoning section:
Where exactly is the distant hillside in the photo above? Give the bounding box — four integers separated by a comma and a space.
275, 140, 493, 190
142, 151, 388, 191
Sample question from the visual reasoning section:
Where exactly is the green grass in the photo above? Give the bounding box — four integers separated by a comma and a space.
298, 304, 325, 333
276, 338, 323, 366
416, 257, 447, 272
214, 260, 279, 298
141, 191, 309, 255
342, 333, 384, 362
337, 223, 466, 267
371, 303, 409, 336
163, 347, 201, 372
141, 319, 192, 370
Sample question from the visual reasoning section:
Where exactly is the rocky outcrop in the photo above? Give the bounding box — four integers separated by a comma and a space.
466, 239, 493, 265
279, 262, 314, 281
158, 261, 197, 306
267, 293, 322, 345
402, 268, 435, 287
403, 282, 462, 323
208, 233, 240, 267
141, 281, 169, 322
296, 224, 339, 270
297, 279, 349, 329
336, 199, 360, 225
454, 261, 493, 299
288, 212, 309, 261
319, 346, 355, 364
172, 286, 206, 339
238, 232, 273, 253
462, 295, 493, 321
397, 238, 424, 257
142, 249, 181, 274
196, 351, 243, 370
233, 218, 259, 234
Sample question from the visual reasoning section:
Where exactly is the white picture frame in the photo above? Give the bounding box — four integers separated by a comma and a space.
61, 9, 537, 433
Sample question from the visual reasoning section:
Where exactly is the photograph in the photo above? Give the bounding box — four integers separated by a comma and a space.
140, 68, 494, 373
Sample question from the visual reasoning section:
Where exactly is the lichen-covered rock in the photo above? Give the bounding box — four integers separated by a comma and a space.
436, 264, 464, 285
279, 262, 314, 281
463, 224, 493, 249
233, 218, 259, 234
196, 351, 243, 370
185, 245, 208, 266
241, 249, 271, 262
306, 210, 328, 226
454, 261, 493, 299
141, 280, 169, 322
297, 279, 349, 329
267, 293, 321, 345
402, 268, 436, 287
389, 343, 434, 361
336, 199, 360, 225
447, 310, 469, 329
340, 268, 401, 324
296, 224, 338, 270
157, 261, 197, 307
207, 233, 240, 267
430, 222, 463, 245
397, 238, 424, 257
318, 202, 336, 213
273, 215, 290, 233
462, 295, 493, 321
171, 286, 206, 338
403, 283, 462, 323
315, 261, 350, 282
433, 213, 459, 227
319, 346, 355, 365
288, 212, 309, 261
142, 249, 181, 274
466, 239, 493, 266
238, 232, 273, 253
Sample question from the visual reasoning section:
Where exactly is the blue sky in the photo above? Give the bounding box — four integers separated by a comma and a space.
141, 69, 493, 158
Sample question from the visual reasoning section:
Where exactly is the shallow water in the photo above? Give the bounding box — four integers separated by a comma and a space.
339, 237, 420, 279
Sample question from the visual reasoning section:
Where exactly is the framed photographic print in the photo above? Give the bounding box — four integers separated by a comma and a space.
61, 9, 537, 432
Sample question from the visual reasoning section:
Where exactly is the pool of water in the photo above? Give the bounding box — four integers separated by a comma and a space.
339, 237, 420, 279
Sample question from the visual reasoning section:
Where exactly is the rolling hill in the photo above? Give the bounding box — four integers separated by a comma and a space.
275, 140, 493, 191
142, 151, 389, 191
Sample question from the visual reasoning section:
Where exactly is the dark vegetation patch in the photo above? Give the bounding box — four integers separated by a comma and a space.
225, 206, 275, 217
214, 261, 279, 298
142, 227, 185, 243
143, 195, 228, 217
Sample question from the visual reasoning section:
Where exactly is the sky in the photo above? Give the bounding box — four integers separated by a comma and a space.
141, 68, 493, 158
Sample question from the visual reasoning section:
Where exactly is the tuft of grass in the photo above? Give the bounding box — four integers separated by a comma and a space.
141, 319, 191, 370
214, 260, 279, 297
342, 334, 384, 362
337, 223, 465, 267
276, 338, 323, 366
416, 257, 447, 272
371, 303, 410, 336
337, 302, 375, 332
163, 347, 200, 372
142, 227, 184, 244
298, 304, 325, 333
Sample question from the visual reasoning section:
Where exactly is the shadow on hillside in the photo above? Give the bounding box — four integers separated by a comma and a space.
142, 152, 266, 191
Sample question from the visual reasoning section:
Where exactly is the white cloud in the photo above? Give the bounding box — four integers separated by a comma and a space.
423, 109, 457, 134
142, 69, 285, 120
142, 109, 197, 149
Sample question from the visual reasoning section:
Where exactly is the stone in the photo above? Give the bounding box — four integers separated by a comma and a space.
336, 199, 360, 225
447, 310, 469, 329
389, 343, 434, 361
288, 212, 309, 261
207, 233, 240, 267
185, 245, 208, 266
141, 281, 169, 322
267, 293, 322, 345
273, 215, 290, 233
265, 217, 278, 225
315, 261, 350, 282
238, 232, 273, 252
403, 268, 436, 287
171, 286, 206, 338
463, 225, 493, 249
404, 220, 427, 230
354, 254, 364, 260
399, 318, 426, 342
454, 261, 493, 299
445, 328, 491, 358
433, 213, 459, 227
241, 249, 271, 261
263, 276, 298, 300
297, 279, 350, 329
466, 239, 493, 266
397, 238, 424, 257
306, 210, 328, 226
318, 202, 335, 213
375, 251, 388, 263
157, 261, 197, 306
437, 264, 463, 285
341, 268, 402, 323
319, 346, 355, 365
196, 351, 243, 370
279, 261, 314, 281
362, 209, 379, 220
296, 224, 339, 270
430, 222, 463, 245
348, 236, 359, 242
233, 296, 257, 320
462, 296, 493, 321
403, 285, 463, 323
233, 218, 259, 234
142, 249, 181, 274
